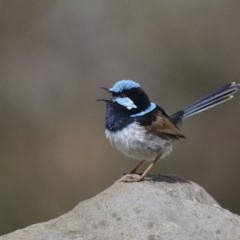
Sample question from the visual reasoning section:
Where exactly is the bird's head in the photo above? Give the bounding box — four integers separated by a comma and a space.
97, 80, 156, 117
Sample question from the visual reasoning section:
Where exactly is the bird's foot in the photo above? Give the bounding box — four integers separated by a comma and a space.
120, 173, 143, 183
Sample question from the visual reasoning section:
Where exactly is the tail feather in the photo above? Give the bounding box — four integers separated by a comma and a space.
170, 82, 239, 125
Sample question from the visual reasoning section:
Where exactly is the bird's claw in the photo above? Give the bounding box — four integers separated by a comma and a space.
120, 173, 143, 183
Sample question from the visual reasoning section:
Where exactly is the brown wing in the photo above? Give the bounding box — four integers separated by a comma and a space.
145, 109, 185, 140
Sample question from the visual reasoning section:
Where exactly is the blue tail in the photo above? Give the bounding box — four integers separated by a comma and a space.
170, 82, 239, 125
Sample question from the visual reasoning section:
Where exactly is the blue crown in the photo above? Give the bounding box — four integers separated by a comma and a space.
109, 80, 141, 93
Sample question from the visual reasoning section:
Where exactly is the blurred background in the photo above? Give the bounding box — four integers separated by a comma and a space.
0, 0, 240, 235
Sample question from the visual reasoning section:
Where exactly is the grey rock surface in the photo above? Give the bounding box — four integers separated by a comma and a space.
1, 174, 240, 240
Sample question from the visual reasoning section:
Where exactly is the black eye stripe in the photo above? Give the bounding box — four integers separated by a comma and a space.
111, 92, 126, 98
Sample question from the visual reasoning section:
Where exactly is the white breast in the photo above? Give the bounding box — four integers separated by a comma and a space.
105, 122, 173, 162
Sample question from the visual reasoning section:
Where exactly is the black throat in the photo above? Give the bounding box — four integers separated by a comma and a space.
105, 101, 134, 132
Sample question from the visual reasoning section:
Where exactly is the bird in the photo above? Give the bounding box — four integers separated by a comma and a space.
98, 80, 239, 182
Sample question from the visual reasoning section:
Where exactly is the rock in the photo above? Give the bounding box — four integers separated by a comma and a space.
1, 174, 240, 240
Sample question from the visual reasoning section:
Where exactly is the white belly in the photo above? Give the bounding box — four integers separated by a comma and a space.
105, 122, 173, 162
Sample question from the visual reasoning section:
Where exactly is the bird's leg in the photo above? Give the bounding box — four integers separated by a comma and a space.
130, 160, 145, 173
138, 156, 159, 181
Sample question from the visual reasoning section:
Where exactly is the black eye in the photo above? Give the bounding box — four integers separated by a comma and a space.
119, 93, 126, 98
111, 91, 127, 98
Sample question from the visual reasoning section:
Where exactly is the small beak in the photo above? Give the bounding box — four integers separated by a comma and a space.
100, 87, 110, 92
96, 87, 112, 102
96, 98, 110, 102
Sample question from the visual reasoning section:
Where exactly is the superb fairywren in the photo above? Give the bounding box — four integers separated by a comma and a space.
98, 80, 239, 182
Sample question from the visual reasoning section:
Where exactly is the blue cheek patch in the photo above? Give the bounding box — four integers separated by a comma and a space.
131, 102, 156, 117
115, 97, 137, 110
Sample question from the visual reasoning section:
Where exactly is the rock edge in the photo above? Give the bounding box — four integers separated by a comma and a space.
1, 174, 240, 240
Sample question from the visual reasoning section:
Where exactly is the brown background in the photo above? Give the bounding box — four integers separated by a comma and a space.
0, 0, 240, 235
